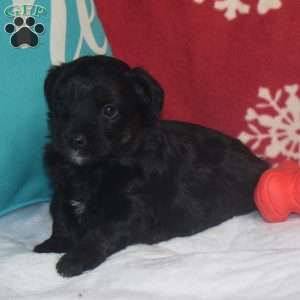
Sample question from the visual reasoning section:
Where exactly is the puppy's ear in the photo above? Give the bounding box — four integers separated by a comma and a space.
126, 68, 164, 122
44, 65, 61, 109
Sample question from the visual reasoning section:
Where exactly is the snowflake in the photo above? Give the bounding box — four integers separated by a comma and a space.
193, 0, 283, 20
214, 0, 250, 20
257, 0, 282, 15
239, 84, 300, 163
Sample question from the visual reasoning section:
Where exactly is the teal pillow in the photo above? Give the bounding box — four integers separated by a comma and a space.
0, 0, 111, 215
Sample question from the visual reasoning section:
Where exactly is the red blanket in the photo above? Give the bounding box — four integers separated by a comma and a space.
95, 0, 300, 164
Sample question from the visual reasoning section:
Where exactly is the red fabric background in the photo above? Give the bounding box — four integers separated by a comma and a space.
95, 0, 300, 163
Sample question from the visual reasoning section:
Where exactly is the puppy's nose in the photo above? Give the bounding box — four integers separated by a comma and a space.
68, 135, 87, 150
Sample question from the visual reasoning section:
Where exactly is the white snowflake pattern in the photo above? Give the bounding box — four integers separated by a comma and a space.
214, 0, 250, 20
257, 0, 282, 15
239, 84, 300, 163
193, 0, 283, 20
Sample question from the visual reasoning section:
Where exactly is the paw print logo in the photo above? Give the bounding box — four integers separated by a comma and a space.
4, 16, 45, 48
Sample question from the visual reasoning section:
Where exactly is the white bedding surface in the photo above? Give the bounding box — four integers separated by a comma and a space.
1, 203, 300, 300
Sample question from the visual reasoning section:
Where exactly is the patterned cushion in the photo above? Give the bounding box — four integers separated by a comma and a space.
0, 0, 111, 215
97, 0, 300, 165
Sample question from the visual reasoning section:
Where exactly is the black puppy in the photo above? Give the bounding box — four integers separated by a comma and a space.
34, 55, 268, 277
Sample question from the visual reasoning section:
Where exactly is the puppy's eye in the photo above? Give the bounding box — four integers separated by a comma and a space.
102, 104, 119, 119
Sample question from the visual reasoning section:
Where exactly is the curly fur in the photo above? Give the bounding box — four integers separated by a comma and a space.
34, 55, 269, 277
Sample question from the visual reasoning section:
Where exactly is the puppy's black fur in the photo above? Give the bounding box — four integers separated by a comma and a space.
34, 55, 269, 277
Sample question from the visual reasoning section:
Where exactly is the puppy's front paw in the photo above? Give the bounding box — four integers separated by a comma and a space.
56, 249, 104, 277
34, 237, 72, 253
56, 253, 87, 277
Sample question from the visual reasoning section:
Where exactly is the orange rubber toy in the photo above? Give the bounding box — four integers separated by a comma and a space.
255, 160, 300, 222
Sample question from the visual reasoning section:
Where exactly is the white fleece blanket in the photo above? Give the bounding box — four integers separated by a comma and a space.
1, 203, 300, 300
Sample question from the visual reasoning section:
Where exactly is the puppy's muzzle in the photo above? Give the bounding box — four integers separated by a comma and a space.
67, 134, 87, 151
